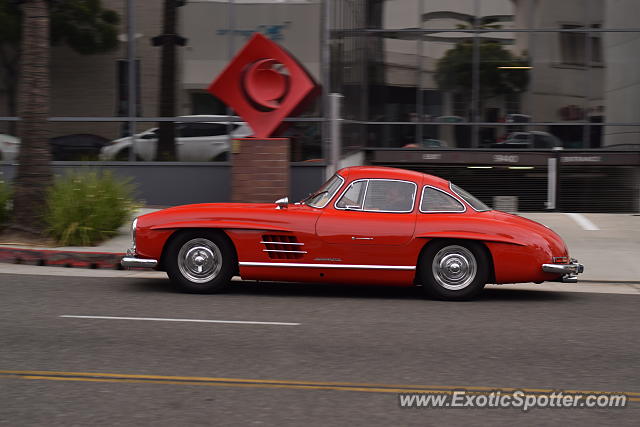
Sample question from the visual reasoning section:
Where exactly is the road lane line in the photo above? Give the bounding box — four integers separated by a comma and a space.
0, 370, 638, 400
564, 213, 600, 231
59, 315, 300, 326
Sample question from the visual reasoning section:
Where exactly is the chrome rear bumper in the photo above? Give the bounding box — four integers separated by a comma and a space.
542, 259, 584, 283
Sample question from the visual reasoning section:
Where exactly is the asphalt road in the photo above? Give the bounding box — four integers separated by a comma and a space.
0, 271, 638, 426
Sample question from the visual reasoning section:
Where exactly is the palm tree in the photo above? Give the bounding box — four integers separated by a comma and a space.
10, 0, 52, 237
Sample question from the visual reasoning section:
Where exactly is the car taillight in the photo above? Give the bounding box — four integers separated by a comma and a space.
552, 256, 569, 264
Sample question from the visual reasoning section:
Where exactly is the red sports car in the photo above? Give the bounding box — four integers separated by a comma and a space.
122, 166, 583, 300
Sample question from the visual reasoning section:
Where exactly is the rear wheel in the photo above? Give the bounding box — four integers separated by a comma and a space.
165, 230, 235, 293
419, 240, 489, 300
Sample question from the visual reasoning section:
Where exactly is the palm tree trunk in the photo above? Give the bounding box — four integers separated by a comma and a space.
11, 0, 52, 236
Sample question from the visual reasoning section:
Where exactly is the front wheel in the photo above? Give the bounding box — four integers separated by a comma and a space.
419, 240, 489, 300
165, 231, 236, 293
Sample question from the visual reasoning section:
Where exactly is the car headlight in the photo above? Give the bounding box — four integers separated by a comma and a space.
131, 217, 138, 250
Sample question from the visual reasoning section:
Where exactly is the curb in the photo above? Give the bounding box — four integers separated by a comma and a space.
0, 247, 124, 269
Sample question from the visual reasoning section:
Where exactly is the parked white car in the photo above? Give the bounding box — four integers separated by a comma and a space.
100, 116, 252, 161
0, 134, 19, 161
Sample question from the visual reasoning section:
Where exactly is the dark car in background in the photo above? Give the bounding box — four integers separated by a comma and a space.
1, 133, 109, 161
491, 131, 562, 149
50, 134, 110, 160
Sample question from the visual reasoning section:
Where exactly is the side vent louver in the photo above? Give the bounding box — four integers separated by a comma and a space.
260, 235, 306, 259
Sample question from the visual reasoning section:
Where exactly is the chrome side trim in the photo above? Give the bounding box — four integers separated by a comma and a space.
262, 249, 308, 254
259, 241, 304, 246
239, 262, 415, 270
121, 256, 158, 268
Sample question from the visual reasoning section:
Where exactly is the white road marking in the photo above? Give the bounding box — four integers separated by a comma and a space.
60, 315, 300, 326
564, 213, 600, 231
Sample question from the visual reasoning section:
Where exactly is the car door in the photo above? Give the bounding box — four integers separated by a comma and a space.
315, 179, 418, 264
175, 122, 230, 161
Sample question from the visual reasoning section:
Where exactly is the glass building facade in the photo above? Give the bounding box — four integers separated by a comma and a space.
331, 0, 640, 151
1, 0, 639, 157
0, 0, 639, 210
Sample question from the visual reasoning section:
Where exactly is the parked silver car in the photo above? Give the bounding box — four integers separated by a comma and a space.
100, 116, 252, 161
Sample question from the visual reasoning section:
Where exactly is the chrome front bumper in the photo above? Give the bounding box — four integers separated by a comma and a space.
542, 259, 584, 283
121, 248, 158, 269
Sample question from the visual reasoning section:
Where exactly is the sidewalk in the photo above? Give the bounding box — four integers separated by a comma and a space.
0, 211, 638, 283
0, 208, 157, 269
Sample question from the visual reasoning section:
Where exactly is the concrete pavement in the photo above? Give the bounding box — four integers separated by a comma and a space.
521, 212, 640, 283
0, 210, 638, 283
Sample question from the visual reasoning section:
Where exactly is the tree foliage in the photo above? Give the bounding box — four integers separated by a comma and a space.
0, 0, 120, 55
435, 41, 529, 99
0, 0, 120, 124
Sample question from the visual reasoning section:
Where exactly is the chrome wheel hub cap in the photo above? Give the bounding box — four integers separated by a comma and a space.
177, 238, 222, 283
432, 245, 477, 291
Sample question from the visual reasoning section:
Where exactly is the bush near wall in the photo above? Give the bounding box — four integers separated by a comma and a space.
46, 170, 138, 246
0, 179, 10, 228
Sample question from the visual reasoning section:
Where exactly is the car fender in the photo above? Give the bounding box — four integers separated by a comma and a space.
415, 231, 526, 246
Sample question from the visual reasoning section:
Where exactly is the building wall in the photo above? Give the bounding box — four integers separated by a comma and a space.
603, 0, 640, 146
181, 0, 322, 90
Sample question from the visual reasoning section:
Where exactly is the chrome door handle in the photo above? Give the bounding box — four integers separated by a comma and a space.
351, 237, 373, 240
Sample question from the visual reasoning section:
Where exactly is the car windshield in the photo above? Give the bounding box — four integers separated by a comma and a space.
450, 183, 491, 212
304, 174, 344, 208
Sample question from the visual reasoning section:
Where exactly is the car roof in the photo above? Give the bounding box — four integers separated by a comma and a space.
337, 166, 450, 188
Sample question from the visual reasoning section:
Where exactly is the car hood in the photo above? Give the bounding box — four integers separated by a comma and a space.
136, 202, 315, 233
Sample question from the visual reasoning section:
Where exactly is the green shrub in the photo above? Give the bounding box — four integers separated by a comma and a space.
0, 178, 10, 227
46, 170, 138, 246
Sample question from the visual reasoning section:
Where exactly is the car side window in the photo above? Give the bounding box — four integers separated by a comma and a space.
420, 186, 465, 213
363, 180, 416, 212
336, 180, 367, 209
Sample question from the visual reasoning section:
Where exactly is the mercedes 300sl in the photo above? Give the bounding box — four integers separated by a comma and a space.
122, 166, 583, 300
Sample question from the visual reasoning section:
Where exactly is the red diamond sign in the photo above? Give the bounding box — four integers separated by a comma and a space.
208, 33, 320, 139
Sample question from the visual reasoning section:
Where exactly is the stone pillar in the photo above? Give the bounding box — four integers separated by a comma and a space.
231, 138, 290, 203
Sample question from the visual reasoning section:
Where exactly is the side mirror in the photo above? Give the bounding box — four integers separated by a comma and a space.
275, 197, 289, 209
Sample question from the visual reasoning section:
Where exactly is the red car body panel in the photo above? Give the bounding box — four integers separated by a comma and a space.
133, 166, 570, 286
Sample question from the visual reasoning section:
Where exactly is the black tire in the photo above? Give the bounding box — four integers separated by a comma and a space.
165, 230, 236, 293
419, 240, 489, 300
